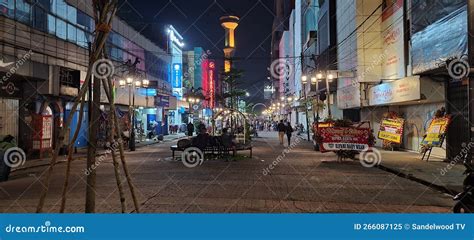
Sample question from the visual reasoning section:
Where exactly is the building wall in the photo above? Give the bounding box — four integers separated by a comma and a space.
0, 0, 171, 150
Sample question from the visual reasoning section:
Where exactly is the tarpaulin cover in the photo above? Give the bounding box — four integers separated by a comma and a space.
411, 5, 467, 74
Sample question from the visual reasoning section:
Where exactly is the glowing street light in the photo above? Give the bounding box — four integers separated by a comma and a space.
302, 75, 308, 84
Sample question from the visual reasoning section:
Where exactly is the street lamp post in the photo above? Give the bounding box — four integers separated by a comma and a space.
317, 71, 333, 119
120, 78, 148, 151
301, 76, 311, 141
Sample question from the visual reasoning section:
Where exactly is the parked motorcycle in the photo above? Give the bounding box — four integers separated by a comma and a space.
453, 151, 474, 213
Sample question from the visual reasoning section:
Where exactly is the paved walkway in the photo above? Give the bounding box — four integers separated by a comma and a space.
0, 131, 452, 213
371, 150, 464, 194
11, 133, 186, 173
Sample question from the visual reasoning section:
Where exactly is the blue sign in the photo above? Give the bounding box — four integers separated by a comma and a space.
172, 63, 182, 88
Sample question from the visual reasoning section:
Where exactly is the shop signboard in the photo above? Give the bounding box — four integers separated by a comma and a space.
368, 77, 420, 106
378, 117, 405, 144
337, 84, 361, 109
172, 63, 182, 89
155, 95, 170, 108
208, 61, 215, 108
319, 127, 371, 153
421, 116, 451, 147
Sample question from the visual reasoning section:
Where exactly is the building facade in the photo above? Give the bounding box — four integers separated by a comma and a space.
0, 0, 171, 157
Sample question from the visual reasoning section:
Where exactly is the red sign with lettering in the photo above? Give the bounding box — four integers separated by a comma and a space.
319, 127, 371, 153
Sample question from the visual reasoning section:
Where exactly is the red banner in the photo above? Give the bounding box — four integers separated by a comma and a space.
319, 127, 371, 153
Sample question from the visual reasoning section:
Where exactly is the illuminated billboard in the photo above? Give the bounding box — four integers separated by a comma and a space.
172, 63, 182, 89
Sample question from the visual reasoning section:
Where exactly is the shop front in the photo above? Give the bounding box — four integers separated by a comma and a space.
362, 76, 446, 157
337, 83, 361, 122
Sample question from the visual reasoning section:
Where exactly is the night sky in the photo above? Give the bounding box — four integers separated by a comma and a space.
116, 0, 275, 106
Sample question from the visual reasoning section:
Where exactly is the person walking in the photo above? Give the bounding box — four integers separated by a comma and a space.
286, 122, 294, 146
277, 120, 286, 145
187, 122, 194, 137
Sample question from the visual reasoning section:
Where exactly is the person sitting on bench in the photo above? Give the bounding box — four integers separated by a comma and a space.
192, 128, 210, 151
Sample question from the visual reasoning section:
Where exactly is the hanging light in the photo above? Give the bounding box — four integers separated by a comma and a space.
135, 80, 142, 88
142, 79, 150, 88
126, 77, 134, 85
301, 75, 308, 84
119, 79, 126, 88
327, 73, 335, 81
316, 72, 323, 80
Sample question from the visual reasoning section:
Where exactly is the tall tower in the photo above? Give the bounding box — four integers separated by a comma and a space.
220, 15, 240, 72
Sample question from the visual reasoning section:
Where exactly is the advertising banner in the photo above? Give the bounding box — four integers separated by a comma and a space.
378, 117, 405, 144
154, 95, 170, 108
172, 63, 182, 89
337, 84, 361, 109
422, 116, 451, 147
319, 127, 371, 152
382, 0, 405, 80
368, 76, 420, 106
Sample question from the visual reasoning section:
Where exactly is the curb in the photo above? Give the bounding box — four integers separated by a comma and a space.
11, 135, 186, 173
376, 164, 458, 196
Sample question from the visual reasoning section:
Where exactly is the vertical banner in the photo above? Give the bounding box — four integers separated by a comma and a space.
172, 63, 182, 89
208, 61, 216, 108
382, 0, 405, 79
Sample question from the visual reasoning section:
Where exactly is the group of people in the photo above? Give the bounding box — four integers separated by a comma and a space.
186, 121, 207, 137
276, 120, 295, 146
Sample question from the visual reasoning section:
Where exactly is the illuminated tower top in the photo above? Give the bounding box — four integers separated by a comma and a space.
220, 15, 239, 72
220, 15, 240, 49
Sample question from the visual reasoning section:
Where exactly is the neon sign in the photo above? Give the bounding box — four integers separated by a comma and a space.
209, 61, 215, 108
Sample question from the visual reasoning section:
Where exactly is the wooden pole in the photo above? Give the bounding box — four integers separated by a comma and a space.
59, 93, 86, 213
36, 0, 117, 213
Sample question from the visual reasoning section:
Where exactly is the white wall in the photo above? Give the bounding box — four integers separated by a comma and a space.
336, 0, 383, 90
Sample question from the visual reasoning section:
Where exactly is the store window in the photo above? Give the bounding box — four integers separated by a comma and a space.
77, 29, 87, 47
33, 5, 47, 31
56, 18, 66, 39
66, 4, 76, 24
47, 13, 56, 34
15, 0, 31, 23
67, 23, 76, 42
55, 0, 67, 19
0, 0, 14, 17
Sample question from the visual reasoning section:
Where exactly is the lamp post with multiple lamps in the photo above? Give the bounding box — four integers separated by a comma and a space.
183, 90, 202, 125
119, 78, 150, 151
316, 71, 335, 119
